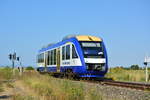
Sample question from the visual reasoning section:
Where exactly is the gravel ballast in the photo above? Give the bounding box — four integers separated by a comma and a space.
83, 82, 150, 100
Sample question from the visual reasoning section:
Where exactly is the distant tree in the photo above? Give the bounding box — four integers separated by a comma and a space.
124, 67, 130, 70
26, 66, 34, 70
130, 65, 140, 70
139, 67, 143, 70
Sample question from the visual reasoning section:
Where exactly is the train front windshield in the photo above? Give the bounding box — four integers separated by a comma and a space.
80, 42, 105, 58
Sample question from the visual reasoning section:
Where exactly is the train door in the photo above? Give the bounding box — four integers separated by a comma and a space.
57, 48, 61, 72
44, 52, 48, 72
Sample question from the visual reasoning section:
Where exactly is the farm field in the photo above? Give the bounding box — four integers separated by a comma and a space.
0, 67, 150, 100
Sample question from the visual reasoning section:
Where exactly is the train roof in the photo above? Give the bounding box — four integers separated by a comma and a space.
76, 35, 102, 41
40, 35, 102, 52
63, 35, 102, 42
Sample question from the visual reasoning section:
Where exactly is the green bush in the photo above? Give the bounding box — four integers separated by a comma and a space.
26, 66, 34, 70
130, 65, 140, 70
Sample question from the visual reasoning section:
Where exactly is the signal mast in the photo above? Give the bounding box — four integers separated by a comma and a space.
9, 52, 22, 75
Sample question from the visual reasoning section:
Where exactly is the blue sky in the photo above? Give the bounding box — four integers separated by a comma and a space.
0, 0, 150, 67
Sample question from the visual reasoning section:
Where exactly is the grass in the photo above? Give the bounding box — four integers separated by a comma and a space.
1, 67, 149, 100
0, 67, 14, 93
19, 72, 123, 100
0, 83, 4, 92
21, 72, 85, 100
13, 94, 37, 100
0, 67, 19, 95
0, 67, 19, 80
0, 67, 13, 80
106, 68, 150, 82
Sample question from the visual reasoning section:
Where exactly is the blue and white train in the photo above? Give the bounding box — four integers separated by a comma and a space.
37, 35, 108, 78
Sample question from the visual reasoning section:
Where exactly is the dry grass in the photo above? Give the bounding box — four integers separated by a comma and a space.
0, 67, 19, 81
0, 67, 13, 80
20, 72, 85, 100
0, 83, 4, 92
13, 94, 37, 100
1, 67, 148, 100
0, 67, 13, 93
106, 68, 150, 82
19, 72, 123, 100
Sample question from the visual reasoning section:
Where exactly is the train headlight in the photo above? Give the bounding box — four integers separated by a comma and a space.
98, 52, 103, 55
102, 66, 105, 71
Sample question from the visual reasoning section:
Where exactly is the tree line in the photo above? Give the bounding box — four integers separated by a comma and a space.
115, 64, 150, 70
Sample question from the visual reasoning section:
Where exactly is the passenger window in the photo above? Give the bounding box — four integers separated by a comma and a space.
48, 51, 51, 65
47, 52, 49, 65
62, 46, 65, 60
66, 45, 70, 60
37, 55, 39, 63
54, 49, 56, 65
38, 53, 44, 63
72, 44, 78, 58
51, 50, 53, 65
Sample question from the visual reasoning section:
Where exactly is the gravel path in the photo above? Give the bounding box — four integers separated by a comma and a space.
0, 80, 30, 100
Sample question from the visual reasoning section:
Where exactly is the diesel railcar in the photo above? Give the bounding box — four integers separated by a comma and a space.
37, 35, 108, 78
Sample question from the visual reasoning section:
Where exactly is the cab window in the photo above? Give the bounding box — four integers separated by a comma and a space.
72, 44, 78, 58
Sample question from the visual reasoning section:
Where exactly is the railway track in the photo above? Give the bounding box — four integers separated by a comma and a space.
100, 80, 150, 91
68, 77, 150, 91
40, 72, 150, 91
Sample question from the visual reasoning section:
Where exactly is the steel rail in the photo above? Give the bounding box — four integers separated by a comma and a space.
100, 80, 150, 90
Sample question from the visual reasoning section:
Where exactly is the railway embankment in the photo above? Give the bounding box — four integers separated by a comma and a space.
82, 81, 150, 100
0, 67, 150, 100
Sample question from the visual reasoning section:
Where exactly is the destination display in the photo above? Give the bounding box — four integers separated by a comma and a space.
81, 42, 101, 47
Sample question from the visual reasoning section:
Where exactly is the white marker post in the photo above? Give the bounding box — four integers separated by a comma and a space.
144, 56, 150, 82
17, 57, 22, 76
19, 61, 22, 76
